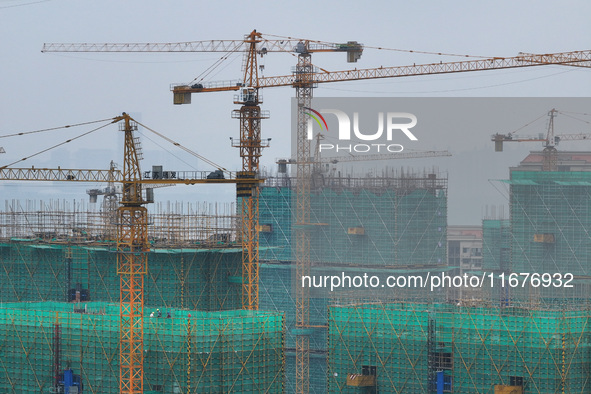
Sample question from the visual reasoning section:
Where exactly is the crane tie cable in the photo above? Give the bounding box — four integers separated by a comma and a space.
360, 45, 489, 58
507, 113, 548, 136
133, 120, 227, 173
0, 121, 112, 170
560, 110, 591, 117
558, 111, 591, 125
189, 43, 244, 85
136, 130, 198, 171
0, 118, 114, 139
262, 33, 489, 58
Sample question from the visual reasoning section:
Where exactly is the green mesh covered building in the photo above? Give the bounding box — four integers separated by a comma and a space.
259, 172, 448, 266
257, 171, 448, 393
0, 240, 287, 393
0, 302, 284, 393
482, 219, 511, 272
0, 242, 243, 311
259, 262, 328, 393
509, 170, 591, 276
328, 302, 590, 393
503, 151, 591, 304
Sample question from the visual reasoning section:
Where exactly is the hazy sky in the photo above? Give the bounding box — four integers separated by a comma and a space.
0, 0, 590, 223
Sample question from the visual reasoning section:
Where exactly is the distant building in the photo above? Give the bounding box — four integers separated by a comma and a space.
447, 225, 483, 271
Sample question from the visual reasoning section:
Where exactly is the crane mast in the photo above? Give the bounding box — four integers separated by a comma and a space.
294, 49, 314, 394
116, 113, 148, 393
232, 30, 268, 310
542, 109, 558, 171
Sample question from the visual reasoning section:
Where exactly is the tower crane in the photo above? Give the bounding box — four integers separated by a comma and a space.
492, 108, 591, 171
42, 32, 591, 393
86, 160, 119, 205
86, 160, 120, 239
44, 31, 364, 314
0, 113, 260, 394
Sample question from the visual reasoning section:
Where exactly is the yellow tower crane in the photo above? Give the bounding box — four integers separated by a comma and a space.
42, 32, 591, 394
43, 31, 364, 316
0, 113, 260, 394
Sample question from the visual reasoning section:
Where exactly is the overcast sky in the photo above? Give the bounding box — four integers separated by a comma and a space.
0, 0, 590, 223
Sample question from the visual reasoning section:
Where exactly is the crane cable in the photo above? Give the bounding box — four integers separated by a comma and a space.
1, 115, 228, 174
0, 121, 113, 170
506, 112, 548, 136
506, 109, 591, 138
0, 118, 114, 139
189, 43, 244, 85
560, 110, 591, 117
262, 33, 490, 59
136, 130, 198, 171
359, 45, 489, 58
133, 119, 227, 173
557, 110, 591, 125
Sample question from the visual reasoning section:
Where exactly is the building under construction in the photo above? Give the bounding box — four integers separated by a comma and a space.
0, 301, 284, 393
257, 168, 449, 393
327, 302, 589, 393
0, 200, 286, 393
0, 167, 450, 393
482, 151, 591, 306
318, 151, 591, 394
259, 168, 448, 267
1, 151, 591, 393
0, 200, 243, 310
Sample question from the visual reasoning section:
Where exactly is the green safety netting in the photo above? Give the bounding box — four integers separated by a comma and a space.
0, 301, 285, 393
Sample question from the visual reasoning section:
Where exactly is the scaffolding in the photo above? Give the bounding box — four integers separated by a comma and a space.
256, 169, 448, 392
0, 199, 238, 246
259, 262, 448, 393
482, 219, 511, 273
504, 170, 591, 307
0, 241, 245, 310
327, 302, 590, 393
0, 301, 284, 393
259, 263, 327, 394
258, 187, 293, 262
258, 170, 448, 267
509, 171, 591, 276
0, 199, 244, 310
